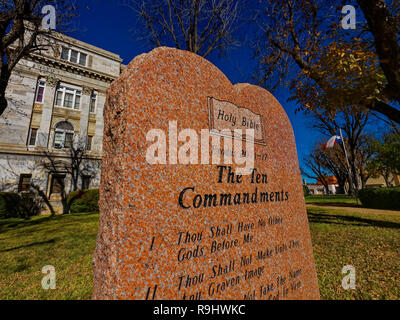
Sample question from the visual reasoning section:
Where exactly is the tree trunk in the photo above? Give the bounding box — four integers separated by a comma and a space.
0, 68, 10, 117
31, 184, 56, 216
357, 0, 400, 102
72, 174, 79, 191
336, 185, 345, 195
368, 101, 400, 125
336, 176, 346, 194
361, 177, 367, 190
62, 197, 70, 215
0, 92, 7, 116
383, 172, 393, 187
60, 187, 71, 215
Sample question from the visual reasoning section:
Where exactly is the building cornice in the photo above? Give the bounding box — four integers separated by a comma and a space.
25, 53, 118, 83
22, 21, 122, 63
51, 33, 123, 63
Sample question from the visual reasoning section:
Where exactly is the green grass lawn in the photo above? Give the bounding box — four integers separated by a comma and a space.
1, 209, 399, 300
0, 213, 99, 300
306, 195, 358, 205
309, 206, 400, 299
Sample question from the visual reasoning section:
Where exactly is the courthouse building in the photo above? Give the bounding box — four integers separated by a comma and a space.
0, 32, 122, 200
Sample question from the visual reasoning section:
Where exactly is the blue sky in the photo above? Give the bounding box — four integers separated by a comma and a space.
68, 0, 328, 181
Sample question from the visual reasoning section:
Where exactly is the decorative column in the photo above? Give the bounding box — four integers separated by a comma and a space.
79, 86, 92, 147
91, 91, 106, 153
36, 76, 58, 148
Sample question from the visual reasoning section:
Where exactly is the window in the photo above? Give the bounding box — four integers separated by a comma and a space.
55, 85, 82, 110
64, 92, 74, 108
18, 174, 32, 193
53, 121, 74, 149
35, 81, 46, 103
55, 90, 63, 106
86, 136, 93, 150
64, 132, 74, 149
82, 175, 91, 190
70, 49, 78, 63
50, 174, 65, 195
54, 132, 64, 148
79, 53, 87, 66
61, 47, 69, 60
60, 47, 88, 67
89, 92, 97, 113
28, 128, 38, 146
74, 95, 81, 110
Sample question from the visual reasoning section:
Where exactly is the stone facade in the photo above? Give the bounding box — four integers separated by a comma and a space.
0, 32, 122, 205
366, 174, 400, 188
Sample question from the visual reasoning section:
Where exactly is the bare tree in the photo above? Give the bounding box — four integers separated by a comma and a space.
302, 131, 376, 196
0, 0, 77, 116
318, 145, 349, 194
0, 138, 100, 216
302, 149, 331, 194
0, 156, 56, 216
40, 138, 100, 214
124, 0, 241, 58
300, 102, 371, 193
355, 135, 376, 189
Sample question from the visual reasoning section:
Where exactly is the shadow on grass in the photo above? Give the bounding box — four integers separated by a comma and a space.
0, 212, 98, 233
0, 217, 61, 235
0, 239, 56, 253
308, 212, 400, 230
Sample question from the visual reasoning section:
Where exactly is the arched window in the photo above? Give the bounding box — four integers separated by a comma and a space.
53, 121, 74, 149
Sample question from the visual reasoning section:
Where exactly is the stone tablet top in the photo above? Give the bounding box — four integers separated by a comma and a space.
208, 97, 267, 145
93, 47, 320, 300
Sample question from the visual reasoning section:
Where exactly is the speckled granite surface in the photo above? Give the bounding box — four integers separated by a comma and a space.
93, 47, 320, 300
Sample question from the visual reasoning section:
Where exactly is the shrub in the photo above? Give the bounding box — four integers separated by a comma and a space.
358, 187, 400, 210
0, 192, 42, 219
19, 191, 43, 218
0, 192, 23, 219
303, 185, 310, 197
68, 189, 99, 213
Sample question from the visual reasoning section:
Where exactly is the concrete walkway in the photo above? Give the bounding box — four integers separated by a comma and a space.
307, 204, 400, 216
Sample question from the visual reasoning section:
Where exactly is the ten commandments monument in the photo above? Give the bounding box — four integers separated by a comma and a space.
93, 47, 320, 300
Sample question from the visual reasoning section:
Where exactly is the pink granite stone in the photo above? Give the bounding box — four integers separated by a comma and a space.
93, 47, 320, 300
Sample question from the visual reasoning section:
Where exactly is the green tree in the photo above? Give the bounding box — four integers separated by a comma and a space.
254, 0, 400, 125
367, 132, 400, 187
303, 185, 310, 197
